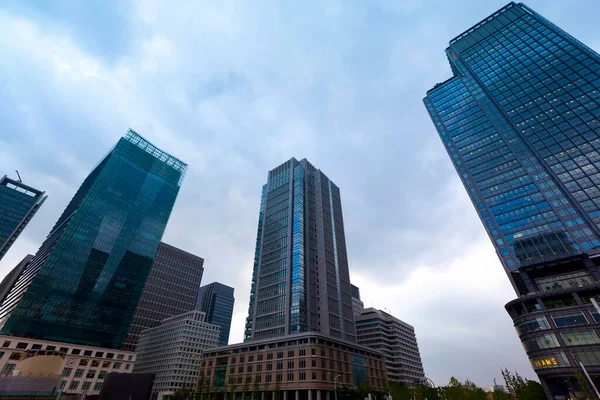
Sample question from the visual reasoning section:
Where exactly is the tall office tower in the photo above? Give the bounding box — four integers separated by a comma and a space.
356, 308, 425, 383
0, 175, 46, 262
244, 158, 356, 342
122, 242, 204, 351
350, 284, 364, 320
0, 130, 187, 349
0, 255, 33, 306
424, 2, 600, 396
196, 282, 234, 346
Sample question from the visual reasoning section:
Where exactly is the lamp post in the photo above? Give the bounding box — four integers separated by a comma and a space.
328, 373, 341, 400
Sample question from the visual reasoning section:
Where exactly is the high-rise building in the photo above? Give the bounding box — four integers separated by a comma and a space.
122, 242, 204, 351
424, 2, 600, 396
244, 158, 356, 342
134, 310, 220, 399
0, 255, 33, 306
350, 284, 364, 320
355, 308, 424, 383
0, 130, 187, 349
0, 175, 46, 262
196, 282, 234, 346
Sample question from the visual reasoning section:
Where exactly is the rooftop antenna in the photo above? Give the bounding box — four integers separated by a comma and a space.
15, 170, 22, 183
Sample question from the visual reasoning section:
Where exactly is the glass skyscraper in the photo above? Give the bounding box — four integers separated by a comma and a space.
123, 242, 204, 351
244, 158, 356, 342
0, 130, 186, 349
424, 2, 600, 397
0, 175, 46, 262
196, 282, 234, 346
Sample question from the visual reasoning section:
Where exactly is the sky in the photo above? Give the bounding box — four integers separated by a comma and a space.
1, 0, 600, 389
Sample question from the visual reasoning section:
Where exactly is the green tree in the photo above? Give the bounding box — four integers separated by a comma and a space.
523, 380, 546, 400
242, 376, 252, 400
173, 388, 195, 400
274, 376, 283, 400
229, 382, 237, 400
252, 375, 261, 400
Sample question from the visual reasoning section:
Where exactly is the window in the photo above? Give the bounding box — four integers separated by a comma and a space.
61, 380, 67, 389
277, 361, 283, 370
572, 350, 600, 366
522, 334, 560, 352
71, 349, 81, 355
31, 344, 42, 350
125, 364, 130, 370
91, 360, 100, 367
515, 317, 550, 334
311, 348, 316, 356
1, 364, 16, 376
287, 372, 294, 381
69, 381, 80, 390
562, 331, 600, 346
62, 368, 73, 377
102, 361, 111, 368
113, 363, 122, 370
8, 352, 21, 361
288, 350, 294, 357
287, 361, 294, 369
299, 372, 306, 380
299, 360, 306, 368
106, 353, 114, 359
75, 369, 84, 378
16, 342, 27, 349
299, 348, 306, 356
95, 352, 104, 357
94, 382, 103, 391
552, 312, 588, 327
86, 370, 96, 379
84, 350, 93, 356
82, 381, 92, 391
117, 354, 125, 360
1, 341, 10, 348
98, 371, 106, 379
79, 359, 89, 366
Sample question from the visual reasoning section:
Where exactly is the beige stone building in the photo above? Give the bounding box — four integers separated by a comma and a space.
0, 335, 135, 396
199, 333, 388, 400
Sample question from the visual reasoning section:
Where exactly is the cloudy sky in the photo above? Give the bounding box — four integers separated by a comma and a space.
1, 0, 599, 388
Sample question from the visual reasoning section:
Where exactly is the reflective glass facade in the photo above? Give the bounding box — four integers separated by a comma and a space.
0, 176, 46, 262
123, 242, 204, 351
244, 158, 355, 342
196, 282, 235, 346
424, 2, 600, 292
425, 3, 600, 397
0, 130, 186, 349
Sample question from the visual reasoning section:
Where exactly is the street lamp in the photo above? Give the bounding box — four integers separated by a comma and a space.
328, 373, 341, 400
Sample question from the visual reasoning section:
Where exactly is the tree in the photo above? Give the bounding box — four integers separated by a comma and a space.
523, 381, 545, 400
502, 369, 527, 399
252, 375, 261, 400
173, 388, 195, 400
242, 376, 252, 400
229, 382, 237, 400
274, 376, 283, 400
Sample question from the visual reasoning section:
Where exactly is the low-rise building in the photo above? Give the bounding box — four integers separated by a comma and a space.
0, 335, 135, 396
134, 310, 221, 400
199, 332, 388, 400
355, 308, 424, 383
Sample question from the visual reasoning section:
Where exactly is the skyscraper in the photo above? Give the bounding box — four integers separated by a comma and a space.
122, 242, 204, 351
196, 282, 234, 346
0, 130, 186, 349
0, 175, 46, 262
244, 158, 356, 342
350, 284, 364, 320
424, 2, 600, 396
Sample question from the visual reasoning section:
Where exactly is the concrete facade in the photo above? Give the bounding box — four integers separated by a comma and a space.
355, 308, 424, 383
134, 310, 220, 399
0, 335, 135, 396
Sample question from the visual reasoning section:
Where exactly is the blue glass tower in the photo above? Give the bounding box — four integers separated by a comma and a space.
244, 158, 356, 342
196, 282, 234, 346
0, 130, 187, 349
424, 2, 600, 396
0, 176, 46, 262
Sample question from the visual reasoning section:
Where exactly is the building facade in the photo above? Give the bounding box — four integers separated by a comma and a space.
245, 158, 356, 343
199, 332, 388, 400
355, 308, 424, 383
134, 310, 220, 400
196, 282, 235, 346
0, 255, 33, 306
350, 285, 364, 320
0, 130, 187, 349
424, 2, 600, 397
0, 334, 135, 396
123, 242, 205, 351
0, 175, 46, 262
